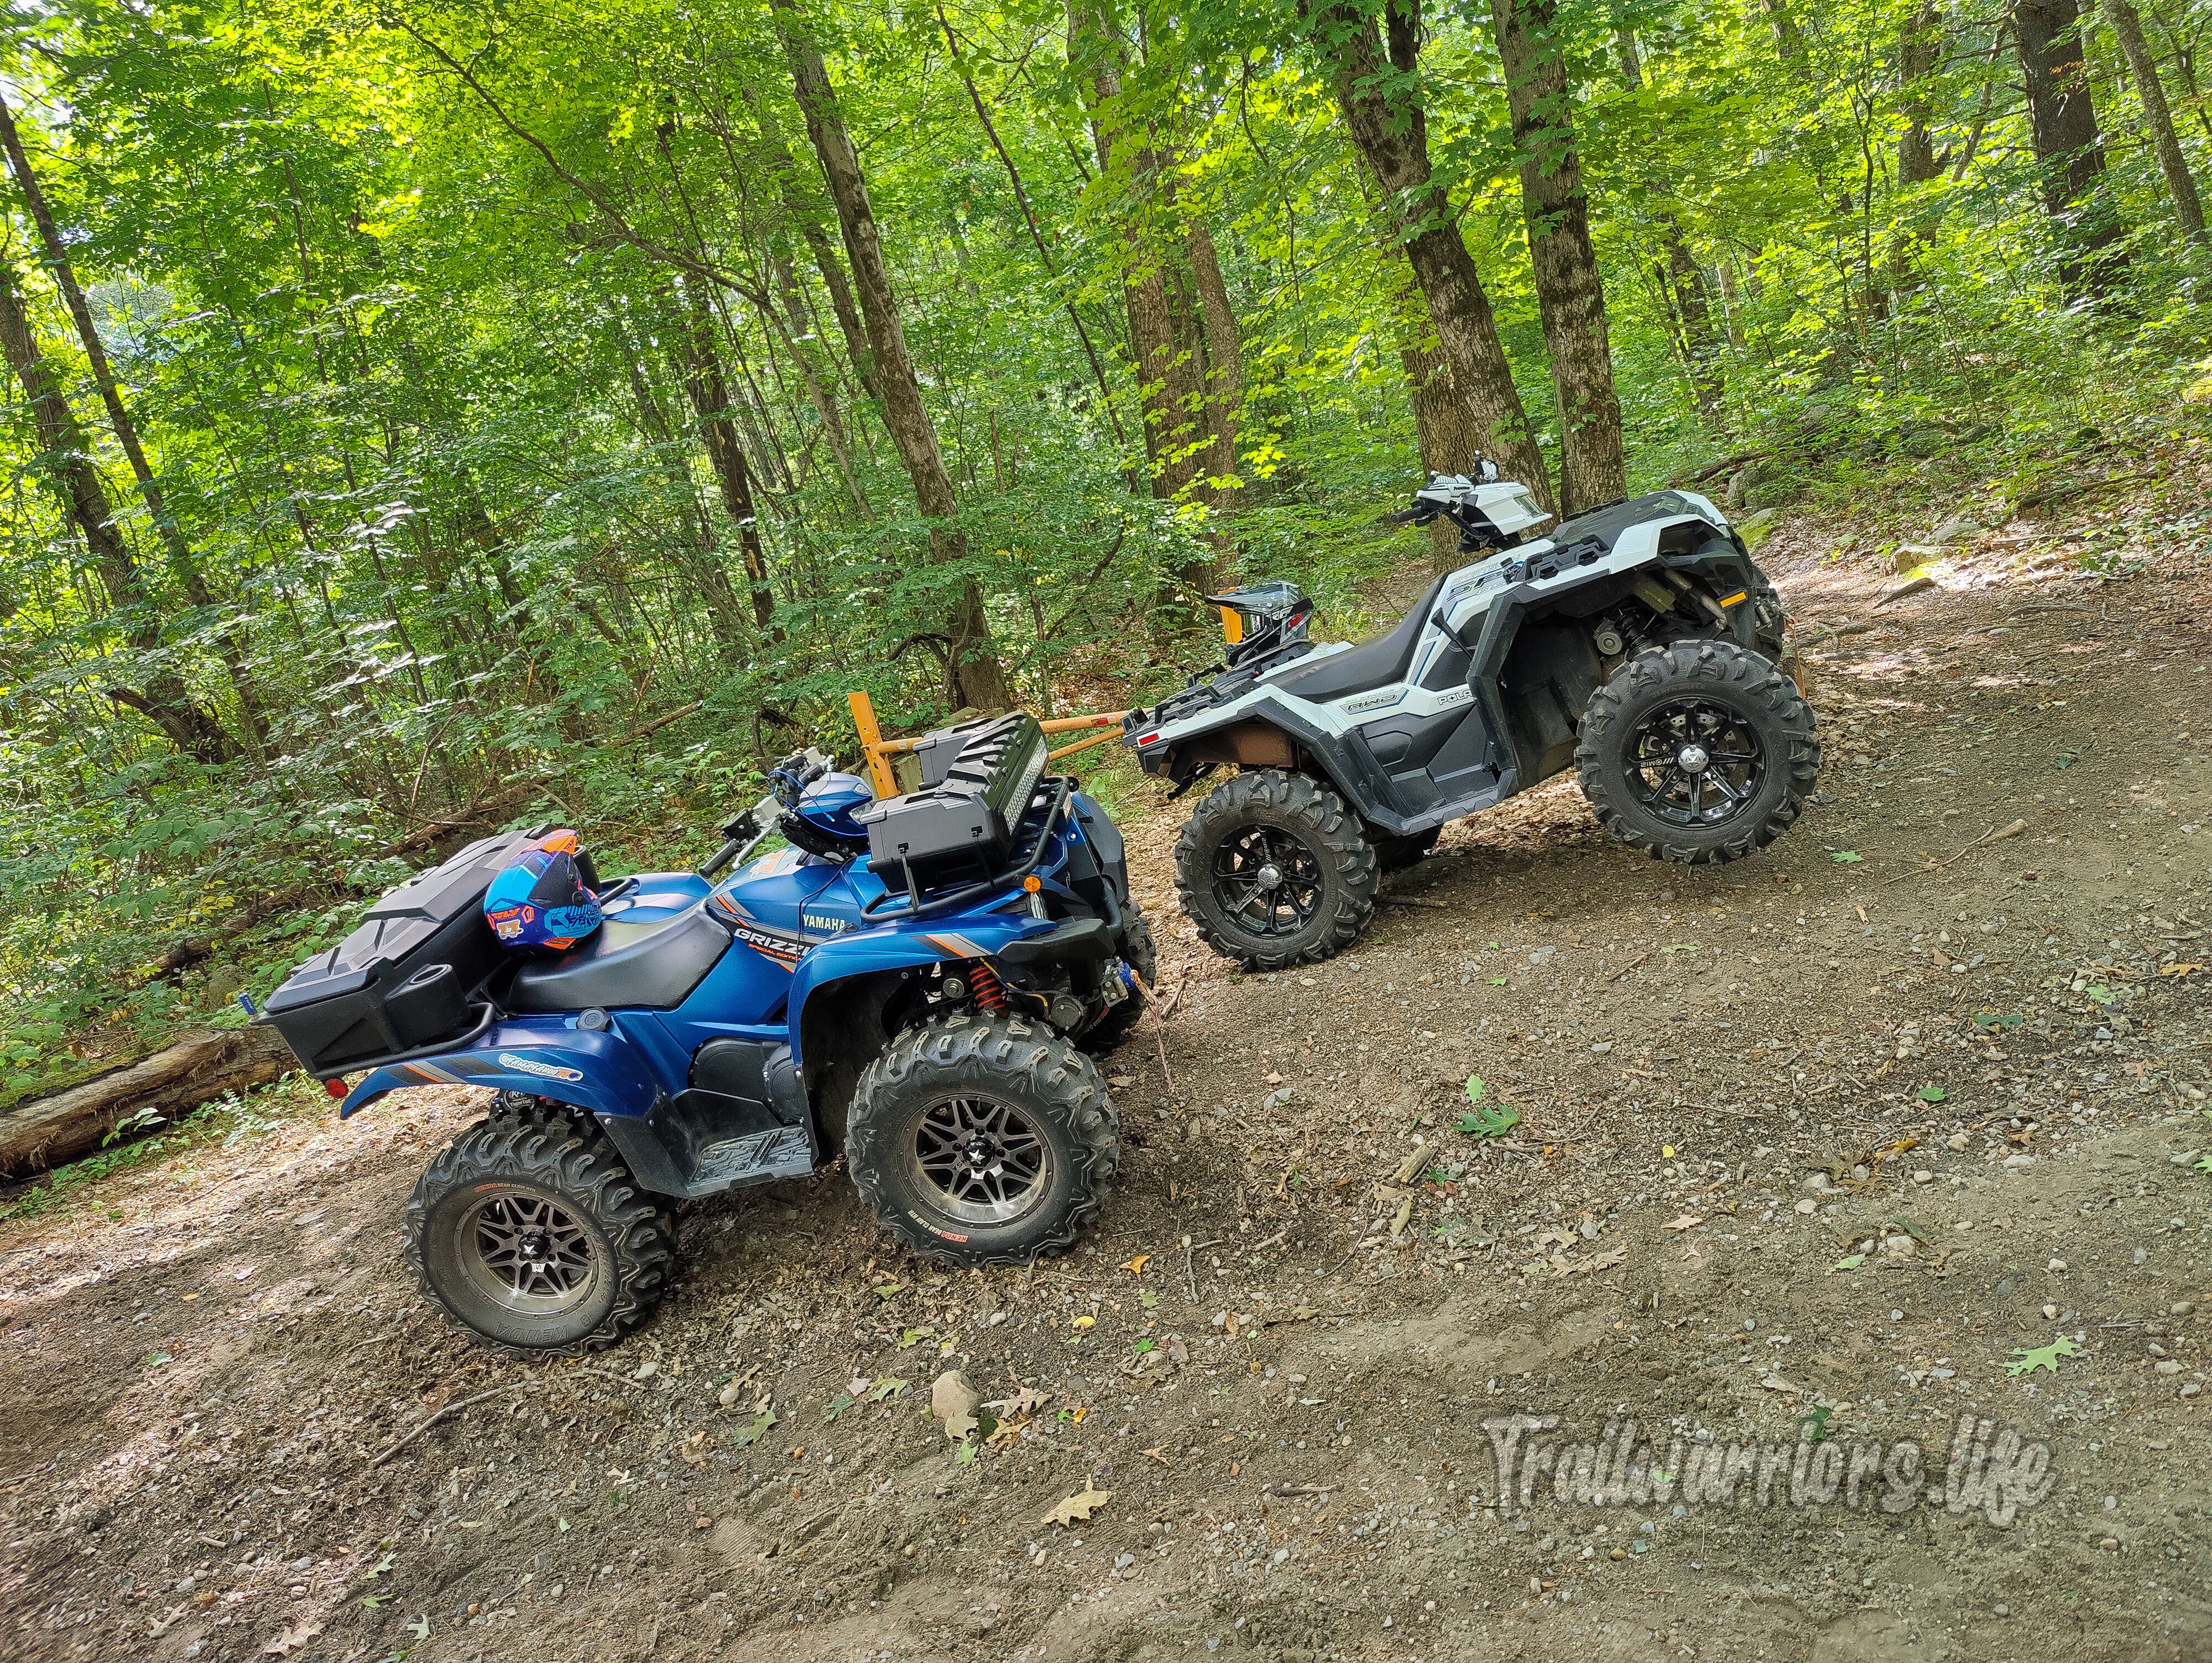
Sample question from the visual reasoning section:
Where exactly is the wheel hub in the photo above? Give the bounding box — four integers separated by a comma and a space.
910, 1095, 1050, 1225
1623, 698, 1767, 828
455, 1189, 598, 1314
1210, 825, 1324, 939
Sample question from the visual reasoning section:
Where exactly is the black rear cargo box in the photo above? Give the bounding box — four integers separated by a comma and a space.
263, 827, 545, 1075
855, 713, 1048, 894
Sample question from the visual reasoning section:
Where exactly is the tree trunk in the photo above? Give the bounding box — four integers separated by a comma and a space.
774, 0, 1010, 710
745, 83, 881, 407
760, 240, 872, 515
0, 91, 267, 756
1488, 0, 1625, 513
677, 276, 779, 640
0, 1027, 293, 1179
1898, 2, 1944, 189
1070, 3, 1208, 520
1404, 335, 1484, 562
1185, 213, 1245, 538
1306, 0, 1554, 511
1615, 31, 1725, 430
1891, 0, 1946, 291
0, 257, 233, 762
1761, 0, 1807, 64
1664, 238, 1726, 426
2104, 0, 2206, 238
2016, 0, 2130, 297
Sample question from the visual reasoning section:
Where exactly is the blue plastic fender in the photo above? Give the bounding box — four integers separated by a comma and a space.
337, 1017, 667, 1121
781, 917, 1050, 1070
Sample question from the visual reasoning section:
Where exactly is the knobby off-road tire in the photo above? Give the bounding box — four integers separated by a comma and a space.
403, 1116, 675, 1358
847, 1013, 1118, 1267
1575, 639, 1819, 865
489, 1091, 608, 1149
1080, 903, 1157, 1054
1173, 769, 1378, 971
1372, 825, 1442, 873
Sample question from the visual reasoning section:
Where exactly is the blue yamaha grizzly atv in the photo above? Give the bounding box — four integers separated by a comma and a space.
258, 714, 1151, 1356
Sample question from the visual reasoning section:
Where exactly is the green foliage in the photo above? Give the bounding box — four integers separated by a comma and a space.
0, 0, 2208, 1076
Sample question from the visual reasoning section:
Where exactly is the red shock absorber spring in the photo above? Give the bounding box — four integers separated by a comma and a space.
967, 959, 1009, 1016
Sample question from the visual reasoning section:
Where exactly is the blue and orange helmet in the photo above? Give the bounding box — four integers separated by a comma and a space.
484, 830, 603, 950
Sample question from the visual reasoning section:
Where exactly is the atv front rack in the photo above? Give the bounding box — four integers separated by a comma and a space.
860, 776, 1074, 923
848, 692, 1126, 799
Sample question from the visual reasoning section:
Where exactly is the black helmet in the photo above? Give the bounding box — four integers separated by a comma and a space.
1207, 582, 1313, 669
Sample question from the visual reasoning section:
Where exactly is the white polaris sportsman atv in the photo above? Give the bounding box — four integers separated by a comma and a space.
1121, 463, 1818, 970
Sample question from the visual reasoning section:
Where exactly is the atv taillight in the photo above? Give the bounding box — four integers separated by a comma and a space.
1138, 732, 1162, 747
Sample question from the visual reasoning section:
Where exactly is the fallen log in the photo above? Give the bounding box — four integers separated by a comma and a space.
0, 1027, 295, 1179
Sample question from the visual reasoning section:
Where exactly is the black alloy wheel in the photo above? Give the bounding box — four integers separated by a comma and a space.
1172, 769, 1378, 970
1624, 697, 1767, 828
1211, 823, 1326, 941
1574, 639, 1819, 865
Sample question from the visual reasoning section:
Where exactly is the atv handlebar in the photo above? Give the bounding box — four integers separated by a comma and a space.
697, 792, 781, 881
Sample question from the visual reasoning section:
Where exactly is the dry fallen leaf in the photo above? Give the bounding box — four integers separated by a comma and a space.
1662, 1215, 1703, 1231
931, 1370, 980, 1441
1042, 1480, 1113, 1528
1551, 1246, 1628, 1277
1120, 1254, 1150, 1275
1071, 1314, 1095, 1331
985, 1387, 1051, 1418
263, 1619, 322, 1657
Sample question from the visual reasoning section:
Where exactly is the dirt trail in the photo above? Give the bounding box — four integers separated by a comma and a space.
5, 485, 2212, 1663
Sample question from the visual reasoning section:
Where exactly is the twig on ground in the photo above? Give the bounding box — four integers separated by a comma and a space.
1881, 817, 2028, 884
1804, 622, 1881, 650
373, 1384, 525, 1466
1128, 970, 1176, 1097
1378, 895, 1451, 910
1185, 1238, 1221, 1303
1156, 962, 1192, 1022
1602, 952, 1648, 983
1875, 577, 1936, 607
2013, 470, 2154, 513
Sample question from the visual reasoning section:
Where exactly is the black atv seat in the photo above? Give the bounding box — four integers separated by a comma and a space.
505, 907, 732, 1014
1266, 570, 1452, 705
